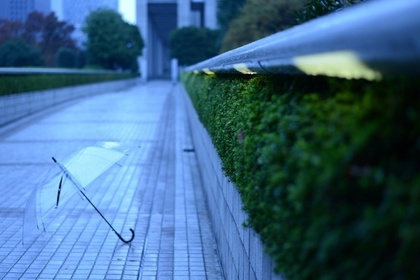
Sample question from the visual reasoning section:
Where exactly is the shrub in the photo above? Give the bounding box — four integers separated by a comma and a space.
182, 73, 420, 279
0, 72, 136, 96
56, 47, 78, 68
0, 40, 43, 67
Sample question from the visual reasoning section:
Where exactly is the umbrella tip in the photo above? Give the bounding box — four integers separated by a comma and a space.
52, 157, 57, 163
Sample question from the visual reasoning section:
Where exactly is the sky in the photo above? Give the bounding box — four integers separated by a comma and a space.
119, 0, 136, 24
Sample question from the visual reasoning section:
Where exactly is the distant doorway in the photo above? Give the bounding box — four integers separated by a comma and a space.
148, 3, 177, 79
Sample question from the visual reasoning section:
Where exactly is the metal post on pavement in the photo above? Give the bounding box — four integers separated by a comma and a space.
140, 56, 148, 82
171, 58, 179, 83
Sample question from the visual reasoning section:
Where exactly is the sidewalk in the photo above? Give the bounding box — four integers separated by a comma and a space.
0, 81, 224, 279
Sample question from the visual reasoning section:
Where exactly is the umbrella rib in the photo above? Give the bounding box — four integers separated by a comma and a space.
56, 175, 64, 208
51, 157, 135, 244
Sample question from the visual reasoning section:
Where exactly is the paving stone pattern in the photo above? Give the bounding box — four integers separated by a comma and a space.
0, 81, 224, 279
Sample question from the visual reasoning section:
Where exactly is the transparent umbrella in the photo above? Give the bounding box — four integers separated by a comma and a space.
23, 142, 136, 244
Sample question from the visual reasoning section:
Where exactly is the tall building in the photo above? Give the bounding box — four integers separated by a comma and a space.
0, 0, 52, 22
137, 0, 217, 80
58, 0, 119, 45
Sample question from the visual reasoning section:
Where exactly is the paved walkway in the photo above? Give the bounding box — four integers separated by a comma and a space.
0, 81, 224, 279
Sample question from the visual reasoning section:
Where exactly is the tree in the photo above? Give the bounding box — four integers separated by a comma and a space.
217, 0, 246, 31
217, 0, 246, 48
220, 0, 303, 52
0, 19, 24, 44
39, 12, 77, 66
0, 40, 43, 67
22, 11, 44, 45
83, 9, 144, 72
0, 12, 77, 67
118, 23, 144, 72
170, 26, 219, 66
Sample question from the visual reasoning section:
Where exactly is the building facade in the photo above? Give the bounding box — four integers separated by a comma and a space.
0, 0, 51, 22
137, 0, 217, 80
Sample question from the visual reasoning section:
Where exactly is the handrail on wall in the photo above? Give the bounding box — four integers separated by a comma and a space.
186, 0, 420, 81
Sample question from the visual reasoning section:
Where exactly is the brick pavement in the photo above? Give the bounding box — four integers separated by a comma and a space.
0, 81, 224, 279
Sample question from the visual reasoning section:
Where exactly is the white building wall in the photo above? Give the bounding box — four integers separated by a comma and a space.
204, 0, 217, 29
51, 1, 63, 20
177, 0, 191, 28
34, 0, 51, 14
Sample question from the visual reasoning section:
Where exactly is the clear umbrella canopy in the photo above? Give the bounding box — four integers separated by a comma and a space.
23, 142, 136, 245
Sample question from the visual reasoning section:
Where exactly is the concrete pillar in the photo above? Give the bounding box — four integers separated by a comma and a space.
171, 58, 178, 83
204, 0, 217, 29
140, 56, 147, 82
157, 37, 163, 77
137, 0, 148, 81
177, 0, 191, 27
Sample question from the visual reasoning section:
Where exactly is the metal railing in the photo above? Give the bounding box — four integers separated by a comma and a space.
186, 0, 420, 81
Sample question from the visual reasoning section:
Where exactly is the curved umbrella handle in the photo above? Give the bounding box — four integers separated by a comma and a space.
115, 228, 135, 244
75, 187, 136, 244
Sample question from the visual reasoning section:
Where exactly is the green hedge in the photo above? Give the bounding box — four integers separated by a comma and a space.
0, 72, 136, 96
182, 73, 420, 279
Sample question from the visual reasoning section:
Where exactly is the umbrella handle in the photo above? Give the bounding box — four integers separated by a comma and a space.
83, 189, 136, 244
115, 228, 135, 244
79, 188, 136, 244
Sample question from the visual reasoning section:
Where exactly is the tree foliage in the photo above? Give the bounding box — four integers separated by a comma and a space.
219, 0, 369, 53
170, 26, 219, 66
295, 0, 369, 24
216, 0, 246, 47
0, 12, 77, 66
0, 19, 24, 42
36, 12, 77, 66
0, 39, 43, 67
83, 9, 144, 72
220, 0, 303, 52
217, 0, 246, 32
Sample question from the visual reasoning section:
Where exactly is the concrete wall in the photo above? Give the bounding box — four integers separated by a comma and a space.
0, 78, 138, 127
180, 85, 284, 280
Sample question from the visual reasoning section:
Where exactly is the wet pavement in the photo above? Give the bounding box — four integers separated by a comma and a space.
0, 81, 224, 279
